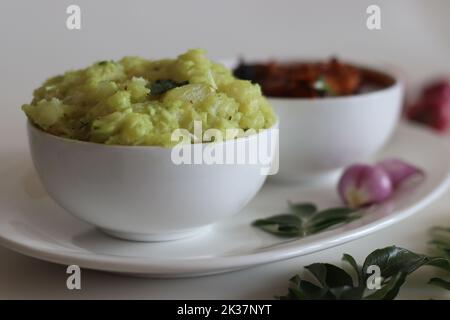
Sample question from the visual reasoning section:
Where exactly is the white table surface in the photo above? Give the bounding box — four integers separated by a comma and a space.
1, 0, 450, 299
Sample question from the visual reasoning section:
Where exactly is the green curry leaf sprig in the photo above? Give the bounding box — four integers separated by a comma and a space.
279, 246, 449, 300
428, 227, 450, 290
252, 202, 361, 238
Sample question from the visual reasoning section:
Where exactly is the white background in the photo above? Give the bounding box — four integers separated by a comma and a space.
0, 0, 450, 299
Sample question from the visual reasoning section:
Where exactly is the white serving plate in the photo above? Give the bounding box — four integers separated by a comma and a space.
0, 122, 449, 277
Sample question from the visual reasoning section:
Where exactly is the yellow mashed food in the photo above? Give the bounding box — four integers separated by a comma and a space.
22, 49, 276, 147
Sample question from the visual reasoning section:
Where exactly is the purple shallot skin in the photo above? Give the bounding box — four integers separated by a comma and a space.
376, 158, 423, 188
338, 164, 393, 208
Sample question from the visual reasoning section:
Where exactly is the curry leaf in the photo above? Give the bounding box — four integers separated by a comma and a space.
288, 202, 317, 217
342, 253, 362, 286
426, 256, 450, 273
149, 79, 188, 96
278, 239, 450, 300
329, 285, 365, 300
252, 202, 360, 238
364, 272, 407, 300
308, 207, 358, 225
362, 246, 429, 281
252, 214, 302, 237
429, 227, 450, 259
428, 277, 450, 290
280, 275, 330, 300
305, 263, 354, 288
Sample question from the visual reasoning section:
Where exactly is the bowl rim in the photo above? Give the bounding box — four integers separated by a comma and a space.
27, 118, 279, 150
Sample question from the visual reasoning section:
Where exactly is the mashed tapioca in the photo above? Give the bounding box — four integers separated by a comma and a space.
22, 49, 276, 147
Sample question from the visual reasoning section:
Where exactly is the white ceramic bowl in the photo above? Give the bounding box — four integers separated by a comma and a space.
27, 122, 277, 241
269, 66, 403, 181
